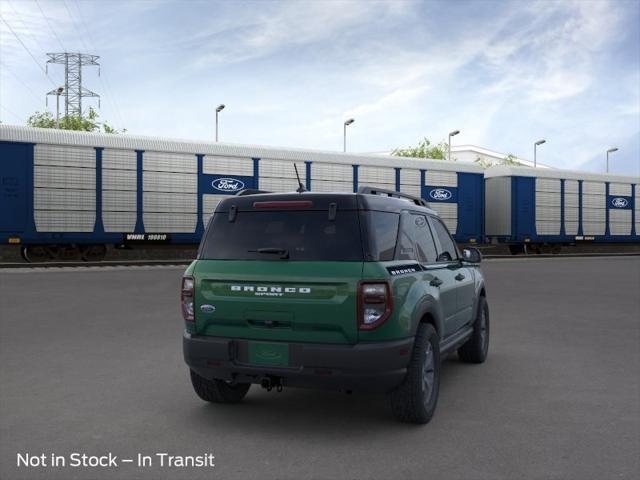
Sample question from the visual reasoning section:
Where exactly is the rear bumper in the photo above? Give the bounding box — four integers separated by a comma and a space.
183, 332, 414, 393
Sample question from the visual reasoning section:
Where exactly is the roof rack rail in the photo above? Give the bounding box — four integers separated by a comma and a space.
236, 189, 271, 196
358, 186, 428, 207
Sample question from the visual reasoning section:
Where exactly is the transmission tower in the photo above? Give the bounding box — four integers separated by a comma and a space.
46, 53, 100, 117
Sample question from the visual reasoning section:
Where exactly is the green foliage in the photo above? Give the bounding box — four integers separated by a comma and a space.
26, 107, 125, 134
502, 153, 522, 166
474, 153, 524, 169
474, 156, 493, 169
391, 137, 451, 160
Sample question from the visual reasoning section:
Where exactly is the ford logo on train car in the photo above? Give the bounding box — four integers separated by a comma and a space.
429, 188, 452, 201
611, 197, 629, 208
212, 178, 245, 192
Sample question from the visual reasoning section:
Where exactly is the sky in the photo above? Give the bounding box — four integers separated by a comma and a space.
0, 0, 639, 175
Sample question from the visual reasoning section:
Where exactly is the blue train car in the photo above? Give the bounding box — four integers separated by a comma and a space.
485, 165, 639, 253
0, 125, 485, 261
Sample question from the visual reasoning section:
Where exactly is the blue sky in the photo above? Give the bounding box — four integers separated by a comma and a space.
1, 0, 638, 175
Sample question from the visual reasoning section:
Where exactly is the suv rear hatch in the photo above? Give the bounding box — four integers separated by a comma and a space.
193, 195, 364, 344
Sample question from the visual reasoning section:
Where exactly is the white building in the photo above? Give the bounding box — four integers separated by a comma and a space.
368, 145, 554, 169
451, 145, 552, 169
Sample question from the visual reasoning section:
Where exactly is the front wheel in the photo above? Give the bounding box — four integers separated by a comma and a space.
189, 370, 251, 404
388, 323, 441, 424
458, 296, 490, 363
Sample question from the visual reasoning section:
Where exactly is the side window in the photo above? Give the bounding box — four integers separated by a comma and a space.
429, 217, 458, 262
413, 215, 438, 263
395, 213, 438, 263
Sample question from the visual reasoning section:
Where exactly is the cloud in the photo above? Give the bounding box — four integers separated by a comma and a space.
183, 1, 410, 69
1, 0, 638, 173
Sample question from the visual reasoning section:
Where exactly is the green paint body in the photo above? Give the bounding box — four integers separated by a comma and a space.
186, 258, 467, 344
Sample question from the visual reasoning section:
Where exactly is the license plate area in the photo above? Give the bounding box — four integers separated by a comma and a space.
248, 341, 289, 367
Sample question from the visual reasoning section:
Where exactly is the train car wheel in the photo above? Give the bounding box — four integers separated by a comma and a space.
524, 244, 541, 255
551, 244, 562, 255
80, 244, 107, 262
22, 245, 50, 263
508, 244, 524, 255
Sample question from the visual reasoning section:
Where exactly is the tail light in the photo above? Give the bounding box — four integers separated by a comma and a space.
358, 281, 393, 330
181, 276, 195, 322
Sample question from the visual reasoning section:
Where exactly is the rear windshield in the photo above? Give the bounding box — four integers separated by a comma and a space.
200, 210, 363, 261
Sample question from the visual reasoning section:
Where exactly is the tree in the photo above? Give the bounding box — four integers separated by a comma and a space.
474, 156, 493, 169
474, 152, 524, 169
502, 153, 522, 166
27, 107, 125, 134
391, 137, 451, 160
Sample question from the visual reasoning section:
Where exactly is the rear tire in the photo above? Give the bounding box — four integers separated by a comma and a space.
388, 324, 441, 424
189, 370, 251, 404
458, 296, 490, 363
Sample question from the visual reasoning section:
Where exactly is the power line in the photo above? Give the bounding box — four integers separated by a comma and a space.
34, 0, 67, 52
6, 0, 49, 56
0, 60, 44, 105
0, 14, 57, 87
62, 0, 90, 52
0, 104, 23, 123
71, 0, 126, 128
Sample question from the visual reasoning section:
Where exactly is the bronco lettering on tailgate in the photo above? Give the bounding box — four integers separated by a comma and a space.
230, 285, 312, 297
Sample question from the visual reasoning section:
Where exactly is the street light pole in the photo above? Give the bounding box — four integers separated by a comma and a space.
215, 104, 225, 142
606, 148, 618, 173
448, 130, 460, 162
534, 139, 546, 168
343, 118, 354, 152
55, 87, 64, 129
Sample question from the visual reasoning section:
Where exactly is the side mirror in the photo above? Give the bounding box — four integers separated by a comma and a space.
462, 247, 482, 263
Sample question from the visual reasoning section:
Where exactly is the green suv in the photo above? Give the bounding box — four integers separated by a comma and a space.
182, 187, 489, 424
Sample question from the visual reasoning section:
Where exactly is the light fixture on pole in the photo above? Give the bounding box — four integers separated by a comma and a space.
55, 87, 64, 129
215, 104, 225, 142
448, 130, 460, 162
343, 118, 355, 152
606, 148, 618, 173
534, 139, 546, 168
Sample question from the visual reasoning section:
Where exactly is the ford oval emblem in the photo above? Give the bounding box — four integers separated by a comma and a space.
611, 197, 629, 208
200, 304, 216, 314
211, 178, 245, 192
429, 188, 452, 201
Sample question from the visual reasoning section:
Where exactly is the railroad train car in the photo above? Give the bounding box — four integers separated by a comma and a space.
0, 125, 485, 261
485, 165, 639, 254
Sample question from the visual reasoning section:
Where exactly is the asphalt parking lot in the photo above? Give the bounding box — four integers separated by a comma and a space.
1, 257, 639, 480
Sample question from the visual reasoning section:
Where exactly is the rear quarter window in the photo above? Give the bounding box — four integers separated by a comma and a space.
395, 212, 438, 263
362, 211, 399, 261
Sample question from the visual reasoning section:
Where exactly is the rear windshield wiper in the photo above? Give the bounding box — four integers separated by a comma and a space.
248, 247, 290, 259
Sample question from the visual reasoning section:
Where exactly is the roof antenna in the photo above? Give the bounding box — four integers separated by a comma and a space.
294, 163, 306, 193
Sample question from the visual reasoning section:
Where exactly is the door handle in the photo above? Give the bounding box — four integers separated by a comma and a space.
455, 273, 465, 281
430, 277, 443, 287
